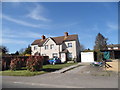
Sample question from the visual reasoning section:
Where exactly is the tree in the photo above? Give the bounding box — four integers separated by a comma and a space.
94, 33, 108, 50
94, 33, 108, 61
0, 46, 8, 54
18, 48, 25, 55
24, 45, 31, 55
15, 51, 19, 55
80, 44, 85, 51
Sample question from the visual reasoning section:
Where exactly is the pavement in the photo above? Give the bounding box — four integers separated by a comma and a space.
52, 62, 83, 73
2, 63, 118, 88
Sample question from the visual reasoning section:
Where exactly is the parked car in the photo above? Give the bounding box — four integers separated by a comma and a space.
48, 57, 61, 65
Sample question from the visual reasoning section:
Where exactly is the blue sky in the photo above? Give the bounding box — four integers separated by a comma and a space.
2, 2, 118, 53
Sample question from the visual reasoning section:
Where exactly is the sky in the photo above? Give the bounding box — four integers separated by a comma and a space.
1, 2, 118, 53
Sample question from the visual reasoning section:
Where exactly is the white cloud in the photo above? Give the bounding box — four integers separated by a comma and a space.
2, 28, 55, 39
2, 14, 49, 29
26, 4, 51, 22
2, 38, 28, 44
107, 22, 118, 30
2, 28, 56, 45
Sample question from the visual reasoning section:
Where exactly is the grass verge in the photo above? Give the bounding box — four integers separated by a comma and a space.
0, 70, 46, 76
1, 63, 78, 76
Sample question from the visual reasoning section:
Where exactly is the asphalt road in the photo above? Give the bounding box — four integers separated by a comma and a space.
2, 65, 118, 88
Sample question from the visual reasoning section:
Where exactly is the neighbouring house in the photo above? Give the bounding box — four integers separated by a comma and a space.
101, 44, 120, 59
31, 32, 81, 63
107, 44, 120, 50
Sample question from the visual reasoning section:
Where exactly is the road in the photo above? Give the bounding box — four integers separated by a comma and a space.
2, 64, 118, 88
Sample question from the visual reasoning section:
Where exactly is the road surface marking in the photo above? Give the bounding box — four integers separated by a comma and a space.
13, 81, 84, 88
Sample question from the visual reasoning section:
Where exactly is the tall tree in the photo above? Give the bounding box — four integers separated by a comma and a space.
94, 33, 108, 51
15, 51, 19, 55
0, 46, 8, 54
24, 45, 31, 55
18, 48, 25, 55
80, 44, 85, 51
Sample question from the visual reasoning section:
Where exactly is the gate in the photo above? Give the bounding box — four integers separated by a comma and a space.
104, 51, 110, 60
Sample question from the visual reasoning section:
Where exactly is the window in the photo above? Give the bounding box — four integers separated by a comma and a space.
53, 53, 58, 58
34, 46, 37, 50
68, 43, 72, 47
45, 45, 48, 50
68, 53, 72, 58
50, 44, 54, 49
42, 54, 46, 56
113, 47, 118, 49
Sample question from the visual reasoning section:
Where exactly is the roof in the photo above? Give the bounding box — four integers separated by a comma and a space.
31, 34, 78, 46
107, 44, 120, 48
60, 49, 68, 53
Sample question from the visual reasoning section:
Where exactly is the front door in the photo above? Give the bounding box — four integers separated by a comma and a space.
61, 53, 66, 63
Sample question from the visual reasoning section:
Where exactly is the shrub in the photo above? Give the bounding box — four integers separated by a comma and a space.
10, 58, 22, 71
26, 56, 43, 72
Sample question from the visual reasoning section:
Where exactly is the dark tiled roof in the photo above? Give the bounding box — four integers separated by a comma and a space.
107, 44, 120, 48
31, 34, 78, 46
60, 49, 68, 53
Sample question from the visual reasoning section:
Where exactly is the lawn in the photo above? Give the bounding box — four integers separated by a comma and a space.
1, 63, 78, 76
0, 70, 46, 76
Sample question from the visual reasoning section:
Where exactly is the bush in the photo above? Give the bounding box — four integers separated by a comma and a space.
26, 56, 43, 72
10, 58, 21, 71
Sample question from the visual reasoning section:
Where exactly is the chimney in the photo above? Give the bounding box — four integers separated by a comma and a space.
41, 35, 46, 40
64, 32, 68, 37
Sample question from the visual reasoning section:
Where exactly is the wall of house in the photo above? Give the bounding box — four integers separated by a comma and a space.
64, 41, 77, 59
40, 38, 60, 58
31, 45, 41, 55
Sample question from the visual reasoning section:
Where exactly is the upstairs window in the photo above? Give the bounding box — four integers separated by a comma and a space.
50, 44, 54, 49
45, 45, 48, 50
34, 46, 37, 50
68, 43, 72, 47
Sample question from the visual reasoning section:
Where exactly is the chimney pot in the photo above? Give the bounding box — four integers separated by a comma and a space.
41, 35, 46, 40
64, 32, 68, 37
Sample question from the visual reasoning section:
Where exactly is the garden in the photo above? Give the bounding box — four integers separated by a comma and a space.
1, 56, 77, 76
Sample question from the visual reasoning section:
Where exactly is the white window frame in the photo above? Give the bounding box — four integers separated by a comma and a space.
50, 44, 54, 49
68, 43, 72, 48
45, 45, 48, 50
34, 46, 37, 50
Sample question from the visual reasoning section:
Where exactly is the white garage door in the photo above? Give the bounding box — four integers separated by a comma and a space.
81, 52, 94, 62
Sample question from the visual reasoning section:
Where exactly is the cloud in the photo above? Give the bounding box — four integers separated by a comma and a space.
2, 28, 56, 45
2, 28, 55, 39
2, 38, 28, 44
2, 14, 49, 29
26, 4, 51, 22
107, 22, 118, 30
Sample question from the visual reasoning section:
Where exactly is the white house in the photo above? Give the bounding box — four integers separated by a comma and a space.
31, 32, 81, 62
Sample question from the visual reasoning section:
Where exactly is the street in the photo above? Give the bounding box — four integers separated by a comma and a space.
2, 64, 118, 88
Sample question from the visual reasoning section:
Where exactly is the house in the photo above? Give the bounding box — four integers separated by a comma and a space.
31, 32, 81, 63
101, 44, 120, 59
107, 44, 120, 50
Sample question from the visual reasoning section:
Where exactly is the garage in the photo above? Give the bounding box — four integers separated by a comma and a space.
81, 52, 95, 62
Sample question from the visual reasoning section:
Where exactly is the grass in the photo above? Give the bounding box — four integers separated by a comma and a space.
0, 70, 46, 76
1, 63, 78, 76
43, 63, 77, 69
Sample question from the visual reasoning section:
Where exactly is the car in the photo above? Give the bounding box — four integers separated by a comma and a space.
48, 57, 61, 65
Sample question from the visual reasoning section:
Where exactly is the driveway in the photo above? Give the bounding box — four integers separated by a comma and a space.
2, 63, 118, 88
